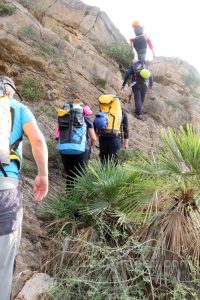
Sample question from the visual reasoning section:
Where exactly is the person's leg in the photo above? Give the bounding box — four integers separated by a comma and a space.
61, 151, 91, 188
0, 231, 19, 300
141, 84, 147, 107
107, 137, 121, 162
61, 155, 79, 188
132, 85, 142, 116
13, 205, 23, 274
99, 137, 109, 164
73, 148, 91, 175
0, 188, 21, 300
61, 155, 73, 176
137, 52, 146, 62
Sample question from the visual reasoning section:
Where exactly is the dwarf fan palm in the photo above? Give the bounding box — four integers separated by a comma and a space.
125, 124, 200, 281
44, 159, 140, 244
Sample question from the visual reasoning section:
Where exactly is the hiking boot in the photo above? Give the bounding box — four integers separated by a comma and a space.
134, 113, 143, 120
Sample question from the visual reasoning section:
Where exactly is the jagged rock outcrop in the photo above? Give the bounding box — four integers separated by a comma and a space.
1, 0, 200, 298
17, 0, 127, 44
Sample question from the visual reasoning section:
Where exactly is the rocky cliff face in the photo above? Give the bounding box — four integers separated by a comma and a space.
1, 0, 200, 298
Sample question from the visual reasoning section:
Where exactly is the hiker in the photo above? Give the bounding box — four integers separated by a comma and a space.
94, 95, 129, 163
0, 75, 48, 300
56, 99, 96, 187
55, 102, 93, 139
121, 60, 153, 120
130, 20, 155, 62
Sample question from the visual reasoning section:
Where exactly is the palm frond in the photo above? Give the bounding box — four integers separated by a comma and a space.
71, 160, 134, 210
160, 125, 200, 180
140, 201, 200, 282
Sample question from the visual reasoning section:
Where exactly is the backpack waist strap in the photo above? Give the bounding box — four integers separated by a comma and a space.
98, 129, 121, 137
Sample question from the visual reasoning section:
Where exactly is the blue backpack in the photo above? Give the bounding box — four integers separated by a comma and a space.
57, 103, 87, 155
94, 112, 108, 130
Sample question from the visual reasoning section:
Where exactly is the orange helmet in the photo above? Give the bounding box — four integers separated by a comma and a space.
132, 20, 140, 28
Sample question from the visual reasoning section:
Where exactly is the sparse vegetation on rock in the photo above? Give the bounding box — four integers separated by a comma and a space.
0, 1, 16, 16
93, 76, 107, 89
21, 77, 45, 102
101, 42, 134, 71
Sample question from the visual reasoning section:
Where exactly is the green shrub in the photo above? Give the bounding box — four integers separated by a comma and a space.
45, 237, 152, 300
21, 77, 45, 101
84, 9, 90, 16
94, 76, 107, 89
44, 236, 200, 300
101, 42, 134, 70
0, 1, 16, 16
37, 41, 59, 58
37, 104, 56, 118
17, 26, 35, 39
118, 148, 143, 163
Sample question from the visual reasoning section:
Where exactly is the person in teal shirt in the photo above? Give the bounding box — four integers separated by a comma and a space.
0, 75, 49, 300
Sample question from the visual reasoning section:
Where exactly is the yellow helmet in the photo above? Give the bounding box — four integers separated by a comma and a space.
140, 69, 151, 80
132, 20, 140, 28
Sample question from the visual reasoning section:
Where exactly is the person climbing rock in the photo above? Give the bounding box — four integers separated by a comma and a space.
56, 99, 96, 188
130, 20, 155, 62
121, 60, 153, 120
94, 95, 129, 163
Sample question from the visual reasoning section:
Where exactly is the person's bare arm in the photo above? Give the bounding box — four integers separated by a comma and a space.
88, 128, 97, 146
23, 121, 49, 201
124, 139, 129, 149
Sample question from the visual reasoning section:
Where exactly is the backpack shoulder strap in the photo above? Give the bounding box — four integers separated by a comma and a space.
10, 106, 23, 150
10, 136, 23, 151
0, 163, 8, 177
10, 107, 14, 131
